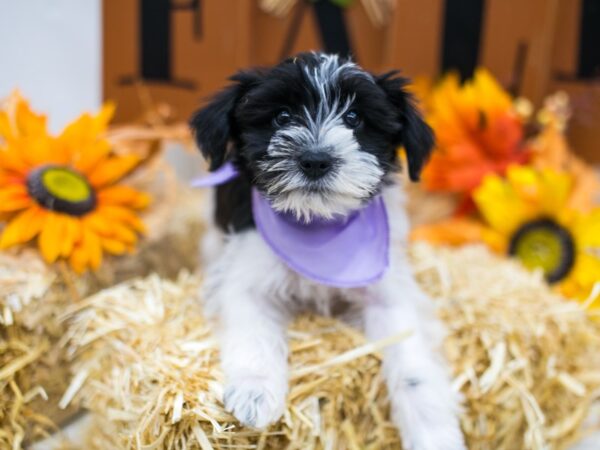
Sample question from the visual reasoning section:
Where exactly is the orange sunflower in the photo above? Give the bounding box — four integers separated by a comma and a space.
0, 94, 150, 273
419, 70, 530, 195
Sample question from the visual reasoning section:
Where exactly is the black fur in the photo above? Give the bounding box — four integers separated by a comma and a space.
215, 175, 254, 232
190, 53, 434, 232
374, 71, 435, 181
189, 70, 264, 171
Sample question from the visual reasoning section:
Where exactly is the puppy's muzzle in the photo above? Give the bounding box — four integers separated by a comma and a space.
298, 150, 333, 180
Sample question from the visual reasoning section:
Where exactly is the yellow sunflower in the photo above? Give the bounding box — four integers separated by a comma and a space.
0, 94, 150, 273
473, 165, 600, 307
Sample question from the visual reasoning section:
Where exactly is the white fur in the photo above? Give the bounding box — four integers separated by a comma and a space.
201, 180, 465, 450
258, 53, 383, 222
264, 102, 383, 221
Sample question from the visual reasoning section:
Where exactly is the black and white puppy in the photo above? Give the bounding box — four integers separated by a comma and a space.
191, 52, 465, 450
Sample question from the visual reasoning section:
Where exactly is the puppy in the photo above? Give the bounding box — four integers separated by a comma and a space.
191, 52, 465, 450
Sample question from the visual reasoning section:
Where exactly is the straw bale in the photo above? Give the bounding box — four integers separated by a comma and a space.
0, 174, 205, 448
63, 244, 600, 450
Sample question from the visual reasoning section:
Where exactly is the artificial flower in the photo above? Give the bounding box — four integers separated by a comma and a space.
410, 217, 485, 246
0, 93, 150, 273
473, 165, 600, 306
419, 70, 530, 195
529, 92, 599, 211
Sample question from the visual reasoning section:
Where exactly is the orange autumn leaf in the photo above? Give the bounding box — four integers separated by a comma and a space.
417, 70, 530, 195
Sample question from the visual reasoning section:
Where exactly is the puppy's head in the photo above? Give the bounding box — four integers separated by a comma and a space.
191, 52, 433, 221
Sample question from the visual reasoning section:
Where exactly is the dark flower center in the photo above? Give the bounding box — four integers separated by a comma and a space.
508, 218, 576, 283
26, 165, 96, 216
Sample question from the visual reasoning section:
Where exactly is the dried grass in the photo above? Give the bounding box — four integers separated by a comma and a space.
0, 176, 205, 449
62, 244, 600, 450
1, 252, 65, 449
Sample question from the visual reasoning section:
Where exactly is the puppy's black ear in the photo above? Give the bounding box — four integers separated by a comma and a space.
190, 70, 262, 171
376, 72, 434, 182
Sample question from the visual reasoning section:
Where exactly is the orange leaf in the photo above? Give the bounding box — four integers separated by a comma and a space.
410, 218, 486, 246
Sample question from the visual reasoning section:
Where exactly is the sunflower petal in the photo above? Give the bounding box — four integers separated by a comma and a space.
18, 134, 68, 167
574, 209, 600, 248
69, 243, 89, 274
0, 111, 14, 139
88, 155, 142, 188
559, 253, 600, 301
84, 208, 141, 247
101, 236, 128, 255
15, 98, 47, 137
110, 222, 138, 244
83, 212, 113, 236
0, 184, 33, 212
473, 171, 535, 235
83, 227, 103, 270
59, 112, 94, 145
97, 205, 146, 233
58, 107, 113, 171
71, 140, 112, 175
38, 213, 66, 263
0, 169, 20, 185
68, 226, 103, 273
97, 185, 151, 209
59, 216, 81, 257
92, 102, 116, 133
0, 147, 30, 175
0, 206, 46, 248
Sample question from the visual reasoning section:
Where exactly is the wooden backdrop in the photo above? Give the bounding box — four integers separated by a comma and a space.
103, 0, 599, 162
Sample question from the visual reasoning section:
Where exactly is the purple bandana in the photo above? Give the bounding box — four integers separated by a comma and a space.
192, 162, 389, 288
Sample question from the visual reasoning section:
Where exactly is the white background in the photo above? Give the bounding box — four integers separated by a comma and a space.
0, 0, 101, 132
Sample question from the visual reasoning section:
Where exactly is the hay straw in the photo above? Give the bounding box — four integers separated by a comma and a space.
63, 243, 600, 450
1, 253, 61, 448
0, 173, 205, 448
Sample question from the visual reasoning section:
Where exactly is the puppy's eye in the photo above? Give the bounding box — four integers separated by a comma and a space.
274, 109, 292, 127
343, 109, 361, 128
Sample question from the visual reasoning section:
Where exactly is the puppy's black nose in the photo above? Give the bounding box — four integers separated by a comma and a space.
298, 151, 333, 179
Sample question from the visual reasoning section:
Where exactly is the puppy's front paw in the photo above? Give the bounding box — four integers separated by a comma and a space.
223, 376, 286, 428
391, 373, 466, 450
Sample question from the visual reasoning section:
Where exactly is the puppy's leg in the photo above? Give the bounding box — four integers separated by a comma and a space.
364, 265, 465, 450
205, 232, 289, 429
219, 295, 289, 428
